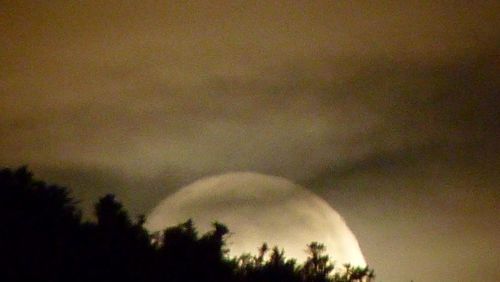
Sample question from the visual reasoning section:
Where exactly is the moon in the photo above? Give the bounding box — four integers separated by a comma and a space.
145, 172, 366, 266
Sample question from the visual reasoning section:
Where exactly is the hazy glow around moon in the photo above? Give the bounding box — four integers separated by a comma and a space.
146, 172, 366, 266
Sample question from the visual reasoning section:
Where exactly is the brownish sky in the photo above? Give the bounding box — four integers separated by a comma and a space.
1, 1, 499, 281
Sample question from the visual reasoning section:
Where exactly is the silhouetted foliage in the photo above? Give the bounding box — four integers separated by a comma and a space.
0, 166, 375, 282
0, 166, 81, 282
301, 242, 335, 282
236, 245, 302, 282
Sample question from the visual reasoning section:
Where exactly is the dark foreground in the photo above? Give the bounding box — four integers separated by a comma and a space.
0, 167, 374, 282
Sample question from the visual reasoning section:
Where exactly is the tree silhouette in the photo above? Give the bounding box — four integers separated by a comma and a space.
0, 166, 81, 282
95, 194, 132, 229
331, 264, 375, 282
301, 242, 335, 282
0, 166, 375, 282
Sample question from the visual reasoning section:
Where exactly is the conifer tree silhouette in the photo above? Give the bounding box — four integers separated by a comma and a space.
0, 166, 375, 282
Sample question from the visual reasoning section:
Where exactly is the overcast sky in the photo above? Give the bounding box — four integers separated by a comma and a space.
1, 1, 499, 281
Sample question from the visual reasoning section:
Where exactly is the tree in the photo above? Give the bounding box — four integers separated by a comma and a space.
301, 242, 334, 282
0, 166, 376, 282
0, 166, 81, 282
95, 194, 132, 229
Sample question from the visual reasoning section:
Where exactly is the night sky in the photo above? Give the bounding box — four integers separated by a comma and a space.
1, 1, 499, 281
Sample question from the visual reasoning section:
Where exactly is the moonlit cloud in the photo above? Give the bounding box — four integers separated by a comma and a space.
146, 172, 367, 266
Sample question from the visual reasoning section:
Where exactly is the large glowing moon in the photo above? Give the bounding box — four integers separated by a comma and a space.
146, 172, 366, 266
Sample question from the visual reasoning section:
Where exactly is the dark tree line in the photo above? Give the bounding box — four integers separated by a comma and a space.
0, 167, 374, 282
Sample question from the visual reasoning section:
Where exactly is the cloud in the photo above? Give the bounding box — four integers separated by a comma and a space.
4, 49, 497, 180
